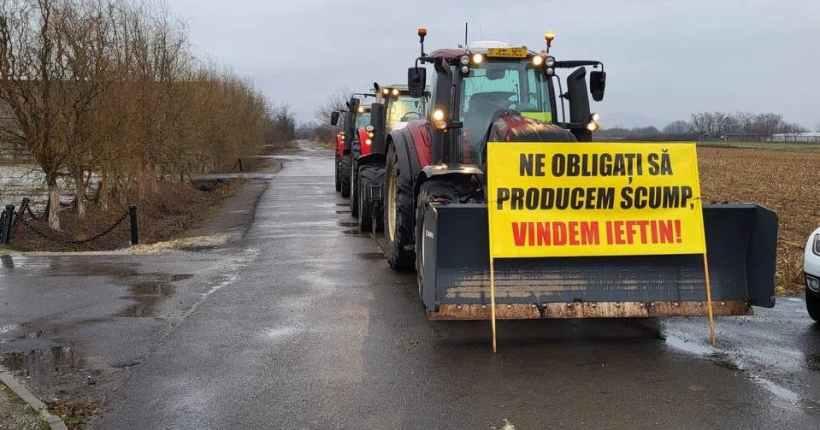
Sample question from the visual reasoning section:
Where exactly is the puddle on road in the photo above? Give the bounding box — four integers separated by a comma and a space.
114, 273, 192, 317
665, 334, 808, 410
356, 252, 384, 260
117, 281, 176, 317
1, 344, 85, 380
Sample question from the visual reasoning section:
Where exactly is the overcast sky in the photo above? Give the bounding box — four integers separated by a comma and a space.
167, 0, 819, 129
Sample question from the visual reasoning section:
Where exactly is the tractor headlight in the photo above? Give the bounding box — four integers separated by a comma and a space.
392, 88, 400, 96
532, 55, 544, 66
585, 113, 601, 131
460, 55, 470, 66
365, 125, 374, 132
545, 56, 555, 67
432, 108, 445, 121
368, 132, 374, 138
460, 66, 470, 74
807, 274, 820, 293
382, 88, 390, 95
546, 67, 554, 76
472, 53, 483, 65
365, 139, 372, 145
433, 108, 448, 130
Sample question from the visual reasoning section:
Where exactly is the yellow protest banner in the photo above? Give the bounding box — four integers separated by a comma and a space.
486, 142, 707, 259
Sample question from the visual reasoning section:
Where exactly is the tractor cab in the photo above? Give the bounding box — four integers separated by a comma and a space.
368, 84, 429, 155
407, 30, 606, 168
374, 84, 429, 132
353, 103, 374, 156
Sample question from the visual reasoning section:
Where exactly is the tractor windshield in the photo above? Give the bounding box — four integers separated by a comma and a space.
459, 59, 553, 165
387, 95, 426, 131
355, 112, 371, 129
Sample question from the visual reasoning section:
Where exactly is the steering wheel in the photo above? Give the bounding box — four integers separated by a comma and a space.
400, 112, 422, 121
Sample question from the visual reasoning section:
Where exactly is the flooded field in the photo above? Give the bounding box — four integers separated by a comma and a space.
0, 163, 96, 212
0, 164, 49, 211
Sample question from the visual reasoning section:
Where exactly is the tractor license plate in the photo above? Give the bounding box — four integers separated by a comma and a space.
486, 47, 528, 58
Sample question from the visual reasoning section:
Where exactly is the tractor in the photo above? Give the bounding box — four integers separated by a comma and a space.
346, 102, 373, 215
330, 94, 372, 198
354, 84, 428, 232
381, 29, 778, 320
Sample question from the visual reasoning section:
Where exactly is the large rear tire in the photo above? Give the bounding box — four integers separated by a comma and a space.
339, 156, 351, 198
415, 180, 457, 301
358, 164, 384, 232
808, 287, 820, 322
334, 151, 341, 192
384, 144, 415, 271
349, 147, 360, 216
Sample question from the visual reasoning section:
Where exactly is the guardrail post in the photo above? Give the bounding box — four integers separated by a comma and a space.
129, 205, 138, 246
1, 205, 15, 245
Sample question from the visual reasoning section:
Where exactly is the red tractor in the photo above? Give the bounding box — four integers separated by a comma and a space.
381, 29, 778, 320
331, 95, 372, 198
354, 84, 428, 232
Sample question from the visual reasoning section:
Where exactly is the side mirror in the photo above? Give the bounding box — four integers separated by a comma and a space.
408, 67, 426, 98
330, 111, 339, 126
566, 67, 591, 124
349, 97, 361, 115
373, 82, 380, 92
590, 70, 606, 102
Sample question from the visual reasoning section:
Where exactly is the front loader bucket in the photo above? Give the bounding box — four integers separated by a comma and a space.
419, 203, 777, 320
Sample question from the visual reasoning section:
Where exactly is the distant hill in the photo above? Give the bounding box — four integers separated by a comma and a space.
601, 112, 671, 130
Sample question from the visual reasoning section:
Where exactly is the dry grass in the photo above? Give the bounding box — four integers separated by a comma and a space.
698, 146, 819, 295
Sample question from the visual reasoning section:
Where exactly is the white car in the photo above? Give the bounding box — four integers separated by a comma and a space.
802, 227, 820, 322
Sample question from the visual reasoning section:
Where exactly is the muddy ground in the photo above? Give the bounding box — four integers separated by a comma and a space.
698, 146, 820, 294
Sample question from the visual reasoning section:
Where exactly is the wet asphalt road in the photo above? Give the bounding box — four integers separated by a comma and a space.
2, 142, 819, 429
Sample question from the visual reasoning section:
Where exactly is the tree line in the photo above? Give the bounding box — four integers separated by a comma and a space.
0, 0, 295, 230
599, 112, 811, 141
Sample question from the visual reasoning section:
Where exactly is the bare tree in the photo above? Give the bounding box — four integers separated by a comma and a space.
662, 120, 692, 135
0, 0, 67, 229
0, 0, 276, 230
314, 87, 352, 126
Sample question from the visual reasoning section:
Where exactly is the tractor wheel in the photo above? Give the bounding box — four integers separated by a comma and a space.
334, 152, 341, 192
339, 155, 351, 198
384, 144, 415, 271
358, 164, 384, 232
349, 147, 360, 217
415, 180, 458, 301
808, 287, 820, 322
